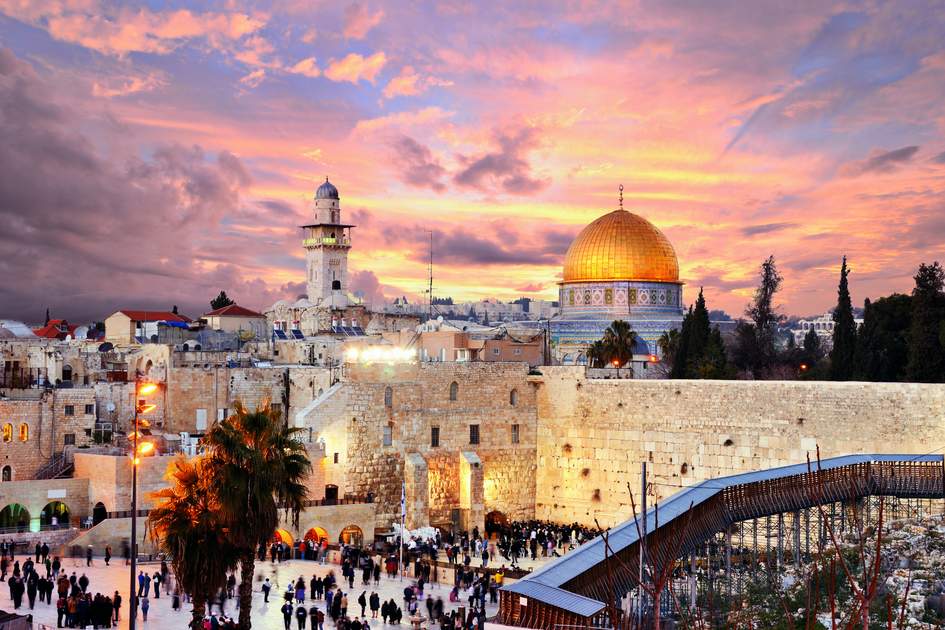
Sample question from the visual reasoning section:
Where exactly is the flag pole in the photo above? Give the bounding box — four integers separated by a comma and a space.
400, 478, 406, 582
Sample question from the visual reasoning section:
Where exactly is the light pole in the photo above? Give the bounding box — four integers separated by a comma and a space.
129, 380, 157, 630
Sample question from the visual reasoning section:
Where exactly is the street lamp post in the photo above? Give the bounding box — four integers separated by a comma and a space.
129, 381, 156, 630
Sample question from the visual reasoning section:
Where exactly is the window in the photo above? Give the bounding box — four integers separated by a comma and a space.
384, 386, 393, 408
2, 423, 11, 443
469, 424, 480, 445
383, 424, 393, 446
510, 389, 519, 406
64, 433, 76, 446
1, 466, 10, 482
511, 424, 520, 444
64, 405, 74, 416
18, 424, 28, 442
217, 408, 228, 422
492, 347, 500, 355
449, 381, 458, 401
513, 348, 522, 356
84, 404, 94, 415
195, 408, 208, 431
333, 452, 339, 464
431, 426, 440, 448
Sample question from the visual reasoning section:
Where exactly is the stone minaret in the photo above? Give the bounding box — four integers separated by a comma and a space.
303, 178, 353, 307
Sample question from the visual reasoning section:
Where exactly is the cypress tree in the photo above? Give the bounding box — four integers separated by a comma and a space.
854, 295, 911, 381
803, 328, 820, 363
829, 256, 857, 380
906, 262, 945, 382
670, 306, 693, 379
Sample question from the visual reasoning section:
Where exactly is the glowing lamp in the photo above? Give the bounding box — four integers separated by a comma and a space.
137, 403, 157, 414
137, 441, 155, 455
799, 363, 808, 371
649, 355, 658, 362
138, 383, 158, 396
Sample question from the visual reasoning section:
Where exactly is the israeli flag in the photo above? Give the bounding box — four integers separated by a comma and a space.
401, 480, 406, 518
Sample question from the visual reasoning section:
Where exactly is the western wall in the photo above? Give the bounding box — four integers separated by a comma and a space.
533, 366, 945, 528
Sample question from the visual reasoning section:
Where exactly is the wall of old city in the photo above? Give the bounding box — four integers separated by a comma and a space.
302, 361, 538, 531
533, 367, 945, 528
73, 453, 175, 513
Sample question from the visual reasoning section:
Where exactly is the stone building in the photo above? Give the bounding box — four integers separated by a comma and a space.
296, 361, 538, 533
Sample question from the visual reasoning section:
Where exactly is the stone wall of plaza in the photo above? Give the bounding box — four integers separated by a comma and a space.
161, 365, 331, 434
300, 361, 538, 533
532, 367, 945, 528
0, 389, 98, 481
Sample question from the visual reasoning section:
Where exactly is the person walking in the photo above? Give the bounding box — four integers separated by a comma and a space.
153, 570, 161, 598
140, 595, 150, 622
113, 590, 122, 623
369, 591, 380, 618
85, 546, 93, 567
358, 591, 367, 617
262, 577, 272, 603
104, 546, 111, 566
296, 603, 308, 629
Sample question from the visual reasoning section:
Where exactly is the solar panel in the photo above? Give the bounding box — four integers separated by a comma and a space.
342, 326, 355, 335
351, 327, 365, 336
291, 329, 304, 339
274, 329, 288, 340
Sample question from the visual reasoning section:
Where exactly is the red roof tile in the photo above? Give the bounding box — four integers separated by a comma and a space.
117, 310, 191, 323
203, 304, 265, 318
32, 319, 79, 339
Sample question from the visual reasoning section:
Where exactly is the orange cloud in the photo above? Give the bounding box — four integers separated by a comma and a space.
324, 51, 387, 84
382, 65, 453, 99
289, 57, 321, 78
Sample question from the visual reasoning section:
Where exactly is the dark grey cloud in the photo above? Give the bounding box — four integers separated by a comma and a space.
0, 48, 292, 322
258, 199, 295, 216
453, 127, 549, 195
391, 135, 446, 192
842, 145, 920, 176
741, 222, 797, 236
932, 150, 945, 164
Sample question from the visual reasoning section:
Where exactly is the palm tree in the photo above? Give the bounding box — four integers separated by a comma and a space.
603, 319, 637, 367
148, 457, 239, 630
586, 339, 609, 368
203, 402, 311, 630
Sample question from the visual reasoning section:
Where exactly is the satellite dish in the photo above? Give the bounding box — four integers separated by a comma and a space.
74, 326, 89, 340
64, 335, 72, 341
106, 402, 116, 412
98, 342, 114, 352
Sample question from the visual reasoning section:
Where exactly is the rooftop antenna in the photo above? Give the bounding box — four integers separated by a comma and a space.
618, 183, 624, 210
428, 230, 434, 320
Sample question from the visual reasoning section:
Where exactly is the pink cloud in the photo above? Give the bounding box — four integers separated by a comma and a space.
324, 51, 387, 84
382, 65, 453, 99
288, 57, 321, 78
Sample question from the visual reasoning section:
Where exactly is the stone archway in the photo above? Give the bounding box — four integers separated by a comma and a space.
273, 528, 294, 545
40, 501, 70, 529
0, 504, 30, 531
304, 526, 329, 544
339, 524, 363, 546
92, 502, 108, 526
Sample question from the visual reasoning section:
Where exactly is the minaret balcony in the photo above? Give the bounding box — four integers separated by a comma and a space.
303, 236, 351, 247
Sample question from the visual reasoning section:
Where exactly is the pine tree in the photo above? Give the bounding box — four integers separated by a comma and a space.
829, 256, 857, 380
906, 262, 945, 382
734, 256, 783, 377
210, 291, 235, 310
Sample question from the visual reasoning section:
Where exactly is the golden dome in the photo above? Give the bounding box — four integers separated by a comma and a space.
562, 209, 679, 283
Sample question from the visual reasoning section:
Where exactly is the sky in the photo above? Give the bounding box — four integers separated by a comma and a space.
1, 1, 944, 323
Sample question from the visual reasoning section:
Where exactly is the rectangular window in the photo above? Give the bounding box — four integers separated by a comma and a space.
195, 408, 208, 431
217, 408, 227, 422
511, 424, 520, 444
333, 452, 339, 464
64, 433, 75, 446
64, 405, 74, 416
513, 348, 522, 355
431, 426, 440, 448
492, 348, 500, 356
469, 424, 480, 445
383, 424, 393, 446
84, 404, 94, 415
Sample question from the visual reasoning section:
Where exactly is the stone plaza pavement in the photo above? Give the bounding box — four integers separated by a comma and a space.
0, 553, 555, 630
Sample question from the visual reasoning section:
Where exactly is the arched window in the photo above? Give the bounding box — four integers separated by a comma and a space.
18, 423, 28, 442
509, 389, 519, 406
62, 365, 73, 382
384, 386, 393, 408
449, 381, 458, 401
1, 466, 10, 482
1, 424, 11, 443
332, 280, 342, 290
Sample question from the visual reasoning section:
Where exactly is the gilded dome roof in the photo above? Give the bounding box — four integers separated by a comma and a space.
562, 209, 679, 283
